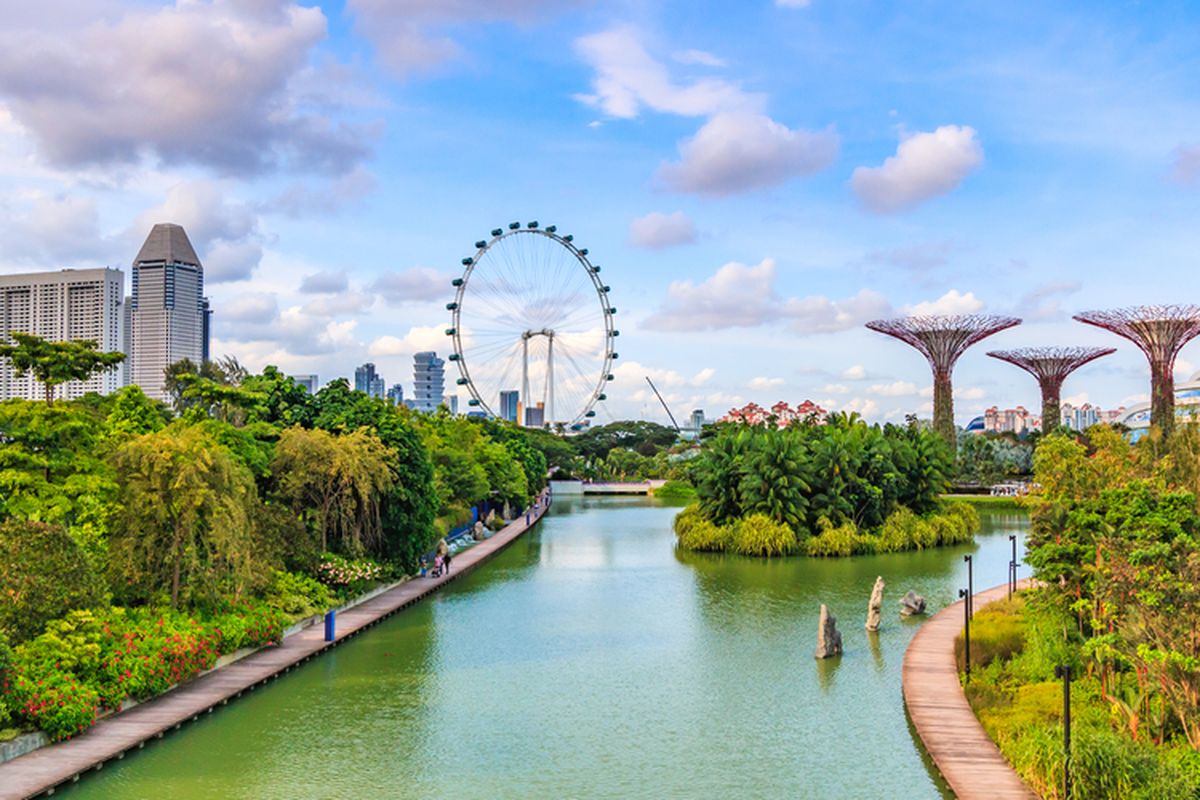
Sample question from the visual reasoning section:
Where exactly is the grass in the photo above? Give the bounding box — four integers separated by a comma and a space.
942, 493, 1026, 510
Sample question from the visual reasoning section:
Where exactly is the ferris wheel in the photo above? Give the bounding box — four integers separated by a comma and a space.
445, 221, 617, 429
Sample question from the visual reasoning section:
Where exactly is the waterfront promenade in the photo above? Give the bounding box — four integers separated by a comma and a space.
0, 493, 551, 800
903, 580, 1038, 800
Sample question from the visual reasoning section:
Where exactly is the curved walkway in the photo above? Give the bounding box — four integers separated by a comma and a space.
0, 493, 552, 800
903, 580, 1038, 800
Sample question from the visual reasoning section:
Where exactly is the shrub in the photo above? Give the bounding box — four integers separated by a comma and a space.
653, 479, 697, 500
0, 519, 105, 642
263, 570, 333, 619
731, 513, 797, 557
805, 518, 872, 557
316, 553, 383, 595
0, 630, 12, 728
955, 598, 1027, 672
9, 663, 100, 741
674, 505, 732, 552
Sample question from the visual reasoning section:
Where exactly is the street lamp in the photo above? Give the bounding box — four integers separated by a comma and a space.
958, 588, 971, 681
1008, 534, 1018, 599
1055, 664, 1073, 798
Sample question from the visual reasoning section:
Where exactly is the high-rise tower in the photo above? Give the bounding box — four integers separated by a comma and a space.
412, 352, 445, 413
129, 223, 206, 402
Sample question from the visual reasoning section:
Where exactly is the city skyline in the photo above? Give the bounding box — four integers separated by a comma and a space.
0, 2, 1198, 424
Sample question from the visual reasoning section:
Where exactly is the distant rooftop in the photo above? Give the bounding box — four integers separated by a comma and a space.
134, 223, 201, 267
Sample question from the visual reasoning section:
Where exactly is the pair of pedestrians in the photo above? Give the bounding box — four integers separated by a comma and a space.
434, 538, 453, 577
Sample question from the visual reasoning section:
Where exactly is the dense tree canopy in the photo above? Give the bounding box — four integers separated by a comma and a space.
0, 333, 124, 405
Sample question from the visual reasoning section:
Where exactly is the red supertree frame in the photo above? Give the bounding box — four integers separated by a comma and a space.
987, 346, 1116, 433
1074, 305, 1200, 433
866, 314, 1021, 446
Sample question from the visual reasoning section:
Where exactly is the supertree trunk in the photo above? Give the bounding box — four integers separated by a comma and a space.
932, 368, 955, 447
1152, 358, 1176, 434
1040, 379, 1063, 434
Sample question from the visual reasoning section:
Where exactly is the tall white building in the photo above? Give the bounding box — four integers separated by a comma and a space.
129, 224, 206, 402
0, 268, 126, 401
412, 351, 445, 413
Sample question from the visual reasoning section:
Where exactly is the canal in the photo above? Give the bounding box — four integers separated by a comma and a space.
59, 496, 1027, 799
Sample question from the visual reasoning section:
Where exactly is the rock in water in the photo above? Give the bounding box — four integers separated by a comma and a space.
866, 576, 885, 631
815, 604, 843, 659
899, 590, 927, 616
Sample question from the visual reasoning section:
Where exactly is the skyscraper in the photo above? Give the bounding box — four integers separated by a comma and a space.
524, 402, 545, 428
386, 383, 404, 405
0, 268, 126, 401
448, 395, 458, 415
499, 390, 519, 422
201, 297, 212, 363
354, 362, 385, 399
412, 352, 445, 413
129, 223, 206, 402
290, 374, 319, 394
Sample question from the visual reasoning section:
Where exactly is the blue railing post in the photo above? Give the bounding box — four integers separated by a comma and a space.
324, 610, 336, 642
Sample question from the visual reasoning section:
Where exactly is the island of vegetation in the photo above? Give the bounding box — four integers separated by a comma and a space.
673, 409, 977, 557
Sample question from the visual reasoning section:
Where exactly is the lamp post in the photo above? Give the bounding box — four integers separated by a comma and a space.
964, 554, 974, 617
1008, 534, 1018, 599
1055, 664, 1072, 798
958, 588, 971, 681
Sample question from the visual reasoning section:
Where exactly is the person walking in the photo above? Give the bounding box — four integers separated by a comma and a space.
443, 550, 453, 574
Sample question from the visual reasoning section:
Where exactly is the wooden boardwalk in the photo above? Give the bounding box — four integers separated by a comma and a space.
903, 580, 1038, 800
0, 493, 551, 800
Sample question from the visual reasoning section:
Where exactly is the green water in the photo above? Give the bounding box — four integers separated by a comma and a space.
60, 497, 1028, 799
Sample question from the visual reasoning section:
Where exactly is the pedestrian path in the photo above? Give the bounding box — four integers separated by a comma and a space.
0, 493, 551, 800
902, 579, 1038, 800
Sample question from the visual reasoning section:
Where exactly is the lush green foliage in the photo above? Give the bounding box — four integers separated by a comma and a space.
678, 413, 961, 557
0, 355, 560, 740
652, 479, 697, 500
965, 423, 1200, 796
689, 413, 952, 534
0, 520, 105, 642
955, 432, 1034, 484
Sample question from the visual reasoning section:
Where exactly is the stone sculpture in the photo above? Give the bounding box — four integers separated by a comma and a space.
899, 590, 927, 616
815, 604, 843, 659
866, 576, 885, 631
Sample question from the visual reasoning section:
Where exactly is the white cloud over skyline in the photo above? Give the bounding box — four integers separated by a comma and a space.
851, 125, 983, 213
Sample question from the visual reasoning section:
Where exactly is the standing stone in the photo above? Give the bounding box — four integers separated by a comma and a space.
815, 604, 843, 659
866, 576, 885, 631
899, 590, 927, 616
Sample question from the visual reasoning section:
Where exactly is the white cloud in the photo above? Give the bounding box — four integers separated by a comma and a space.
851, 125, 983, 213
574, 27, 760, 119
750, 376, 785, 390
869, 381, 918, 397
820, 383, 850, 394
0, 192, 105, 264
299, 270, 350, 294
628, 211, 697, 249
659, 112, 838, 195
672, 49, 726, 68
842, 365, 866, 380
834, 397, 879, 417
644, 257, 890, 333
783, 289, 891, 334
902, 289, 984, 316
613, 359, 714, 389
223, 293, 279, 324
349, 0, 576, 76
368, 324, 446, 357
0, 0, 370, 175
133, 181, 264, 283
302, 292, 376, 318
371, 267, 453, 304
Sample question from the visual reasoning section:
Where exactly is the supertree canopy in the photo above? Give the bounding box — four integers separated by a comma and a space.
866, 314, 1021, 446
987, 346, 1115, 433
1074, 305, 1200, 433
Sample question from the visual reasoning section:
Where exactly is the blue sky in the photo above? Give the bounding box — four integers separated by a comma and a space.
1, 0, 1198, 424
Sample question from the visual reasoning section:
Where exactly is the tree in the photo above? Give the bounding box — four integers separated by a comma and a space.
108, 425, 261, 609
0, 333, 124, 405
0, 519, 105, 642
271, 427, 394, 556
104, 385, 169, 441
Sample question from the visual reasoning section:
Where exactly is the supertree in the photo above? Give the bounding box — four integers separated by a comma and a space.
1074, 305, 1200, 433
866, 314, 1021, 446
986, 346, 1115, 433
